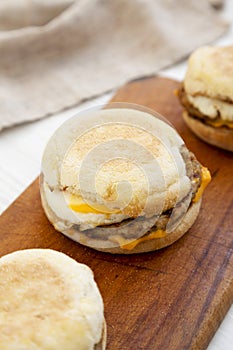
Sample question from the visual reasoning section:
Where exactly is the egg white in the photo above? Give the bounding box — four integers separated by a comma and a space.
43, 182, 130, 231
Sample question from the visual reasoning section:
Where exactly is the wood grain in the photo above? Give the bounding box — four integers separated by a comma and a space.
0, 77, 233, 350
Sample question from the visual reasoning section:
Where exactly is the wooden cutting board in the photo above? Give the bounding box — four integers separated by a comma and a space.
0, 77, 233, 350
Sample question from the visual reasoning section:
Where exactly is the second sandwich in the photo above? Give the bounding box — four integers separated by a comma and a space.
178, 45, 233, 151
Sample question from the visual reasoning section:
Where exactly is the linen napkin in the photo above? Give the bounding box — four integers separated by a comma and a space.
0, 0, 228, 131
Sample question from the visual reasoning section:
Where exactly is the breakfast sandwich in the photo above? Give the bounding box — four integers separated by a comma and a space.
178, 45, 233, 151
41, 107, 211, 253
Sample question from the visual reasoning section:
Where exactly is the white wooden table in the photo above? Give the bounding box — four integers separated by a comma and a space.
0, 2, 233, 349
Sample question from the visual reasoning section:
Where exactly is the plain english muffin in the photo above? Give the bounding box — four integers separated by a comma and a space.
41, 106, 211, 253
0, 249, 106, 350
178, 45, 233, 151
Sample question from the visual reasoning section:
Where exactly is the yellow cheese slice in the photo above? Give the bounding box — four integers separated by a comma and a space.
69, 195, 119, 214
207, 119, 233, 129
193, 166, 211, 203
110, 229, 166, 251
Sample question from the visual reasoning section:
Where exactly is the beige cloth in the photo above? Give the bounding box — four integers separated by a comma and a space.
0, 0, 228, 131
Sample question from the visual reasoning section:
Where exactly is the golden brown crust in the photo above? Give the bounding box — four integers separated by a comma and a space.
183, 111, 233, 152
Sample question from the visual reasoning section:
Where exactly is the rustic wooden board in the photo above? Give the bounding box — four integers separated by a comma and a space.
0, 77, 233, 350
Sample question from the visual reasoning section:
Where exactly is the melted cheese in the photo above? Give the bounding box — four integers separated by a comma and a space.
69, 195, 119, 214
110, 229, 166, 251
207, 119, 233, 129
193, 166, 211, 203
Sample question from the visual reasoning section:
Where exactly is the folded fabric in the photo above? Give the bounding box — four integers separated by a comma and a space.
0, 0, 228, 131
